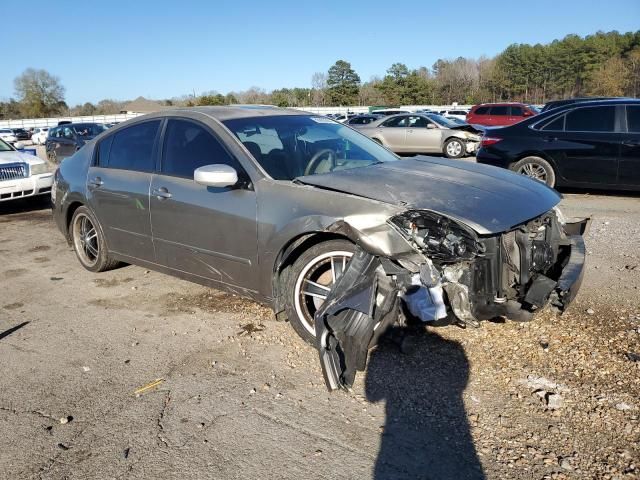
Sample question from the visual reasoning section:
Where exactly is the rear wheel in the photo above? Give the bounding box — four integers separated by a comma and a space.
443, 138, 465, 159
284, 239, 355, 344
512, 156, 556, 187
70, 206, 120, 272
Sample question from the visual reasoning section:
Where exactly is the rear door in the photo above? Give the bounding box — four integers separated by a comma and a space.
553, 105, 620, 185
377, 115, 409, 151
619, 104, 640, 186
87, 120, 161, 261
508, 105, 526, 125
405, 116, 441, 152
487, 105, 509, 126
149, 117, 259, 291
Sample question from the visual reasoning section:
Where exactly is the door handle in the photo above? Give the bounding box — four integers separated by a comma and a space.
88, 177, 103, 187
152, 187, 172, 200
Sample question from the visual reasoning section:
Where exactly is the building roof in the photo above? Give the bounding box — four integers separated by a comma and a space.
120, 97, 172, 114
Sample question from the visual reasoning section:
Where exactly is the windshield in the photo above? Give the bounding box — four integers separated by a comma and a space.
72, 124, 107, 137
425, 113, 458, 128
0, 138, 13, 152
223, 115, 399, 180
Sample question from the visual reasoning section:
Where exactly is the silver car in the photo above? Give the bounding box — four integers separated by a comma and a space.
359, 113, 481, 158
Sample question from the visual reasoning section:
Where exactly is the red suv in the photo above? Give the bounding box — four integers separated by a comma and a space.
466, 103, 537, 127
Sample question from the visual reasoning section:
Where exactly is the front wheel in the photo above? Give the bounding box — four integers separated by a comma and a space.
284, 239, 355, 344
512, 156, 556, 188
443, 138, 465, 159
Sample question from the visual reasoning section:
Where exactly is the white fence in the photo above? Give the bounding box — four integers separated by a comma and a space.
0, 113, 142, 129
0, 105, 475, 129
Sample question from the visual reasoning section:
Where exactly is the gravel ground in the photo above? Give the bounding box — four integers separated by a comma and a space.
0, 152, 638, 479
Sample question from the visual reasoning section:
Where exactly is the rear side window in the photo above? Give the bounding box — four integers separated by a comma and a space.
161, 119, 240, 178
510, 106, 524, 116
541, 115, 565, 131
382, 116, 409, 127
489, 106, 508, 115
96, 135, 113, 167
565, 106, 615, 132
627, 106, 640, 133
108, 120, 160, 172
474, 106, 489, 115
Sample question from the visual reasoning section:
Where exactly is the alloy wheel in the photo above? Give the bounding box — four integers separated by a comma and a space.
72, 213, 99, 267
518, 162, 548, 183
446, 140, 463, 157
293, 251, 353, 336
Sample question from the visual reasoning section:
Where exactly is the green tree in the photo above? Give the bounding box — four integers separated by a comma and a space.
326, 60, 360, 105
14, 68, 66, 117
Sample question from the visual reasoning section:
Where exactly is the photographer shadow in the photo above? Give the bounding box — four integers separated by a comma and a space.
365, 329, 485, 480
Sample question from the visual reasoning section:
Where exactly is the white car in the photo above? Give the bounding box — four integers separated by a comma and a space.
438, 109, 470, 121
0, 139, 53, 202
31, 127, 49, 145
0, 128, 17, 144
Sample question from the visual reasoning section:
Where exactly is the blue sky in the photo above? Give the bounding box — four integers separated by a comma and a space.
3, 0, 639, 105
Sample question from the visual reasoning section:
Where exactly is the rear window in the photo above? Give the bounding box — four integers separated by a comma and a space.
489, 106, 509, 115
627, 106, 640, 133
107, 120, 160, 171
565, 106, 615, 132
473, 106, 489, 115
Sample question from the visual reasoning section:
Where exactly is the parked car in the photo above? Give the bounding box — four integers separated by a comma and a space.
52, 106, 587, 390
466, 103, 537, 127
31, 127, 50, 145
369, 108, 410, 116
46, 123, 107, 163
0, 128, 17, 144
358, 113, 482, 158
540, 97, 627, 113
0, 138, 53, 202
476, 99, 640, 190
438, 109, 469, 120
12, 128, 31, 141
344, 114, 383, 127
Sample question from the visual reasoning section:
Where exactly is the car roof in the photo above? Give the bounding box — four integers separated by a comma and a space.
171, 105, 306, 121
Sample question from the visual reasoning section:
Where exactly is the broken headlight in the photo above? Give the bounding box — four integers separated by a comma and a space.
389, 210, 484, 262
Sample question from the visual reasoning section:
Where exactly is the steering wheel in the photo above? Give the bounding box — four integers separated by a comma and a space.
304, 149, 336, 176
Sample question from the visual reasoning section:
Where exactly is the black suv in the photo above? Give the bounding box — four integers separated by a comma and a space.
45, 123, 107, 163
476, 99, 640, 190
12, 128, 30, 141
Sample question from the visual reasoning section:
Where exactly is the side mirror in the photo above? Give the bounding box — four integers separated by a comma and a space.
426, 123, 437, 129
194, 164, 238, 188
522, 111, 533, 117
14, 141, 25, 150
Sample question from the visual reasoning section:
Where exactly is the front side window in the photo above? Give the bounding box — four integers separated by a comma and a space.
626, 105, 640, 133
541, 115, 565, 131
408, 116, 429, 128
162, 119, 240, 178
0, 138, 12, 152
63, 127, 74, 139
565, 106, 615, 132
510, 106, 524, 116
107, 120, 160, 172
223, 115, 399, 180
72, 124, 106, 137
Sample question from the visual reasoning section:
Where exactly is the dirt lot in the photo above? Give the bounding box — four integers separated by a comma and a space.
1, 166, 639, 478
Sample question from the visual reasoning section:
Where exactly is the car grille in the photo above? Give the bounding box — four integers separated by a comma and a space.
0, 163, 28, 181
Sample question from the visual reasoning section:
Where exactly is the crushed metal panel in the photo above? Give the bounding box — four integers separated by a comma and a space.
315, 249, 397, 391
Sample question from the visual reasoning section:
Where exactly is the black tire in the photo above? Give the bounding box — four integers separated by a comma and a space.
283, 239, 356, 345
511, 156, 556, 188
70, 206, 120, 272
443, 137, 465, 159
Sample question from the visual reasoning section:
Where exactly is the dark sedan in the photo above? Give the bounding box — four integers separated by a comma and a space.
52, 106, 587, 390
477, 99, 640, 190
46, 123, 107, 163
12, 128, 31, 141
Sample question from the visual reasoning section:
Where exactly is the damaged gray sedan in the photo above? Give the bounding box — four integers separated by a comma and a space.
52, 106, 588, 391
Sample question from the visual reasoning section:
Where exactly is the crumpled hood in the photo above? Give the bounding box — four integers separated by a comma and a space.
0, 150, 45, 166
296, 157, 561, 235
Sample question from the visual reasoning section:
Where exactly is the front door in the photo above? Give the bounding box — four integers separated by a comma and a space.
618, 105, 640, 186
404, 116, 441, 152
377, 116, 409, 152
555, 105, 620, 185
150, 118, 259, 292
87, 119, 161, 261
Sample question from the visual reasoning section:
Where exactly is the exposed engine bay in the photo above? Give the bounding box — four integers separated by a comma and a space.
315, 209, 589, 391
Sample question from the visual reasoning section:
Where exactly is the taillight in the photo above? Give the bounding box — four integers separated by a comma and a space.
481, 136, 502, 147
